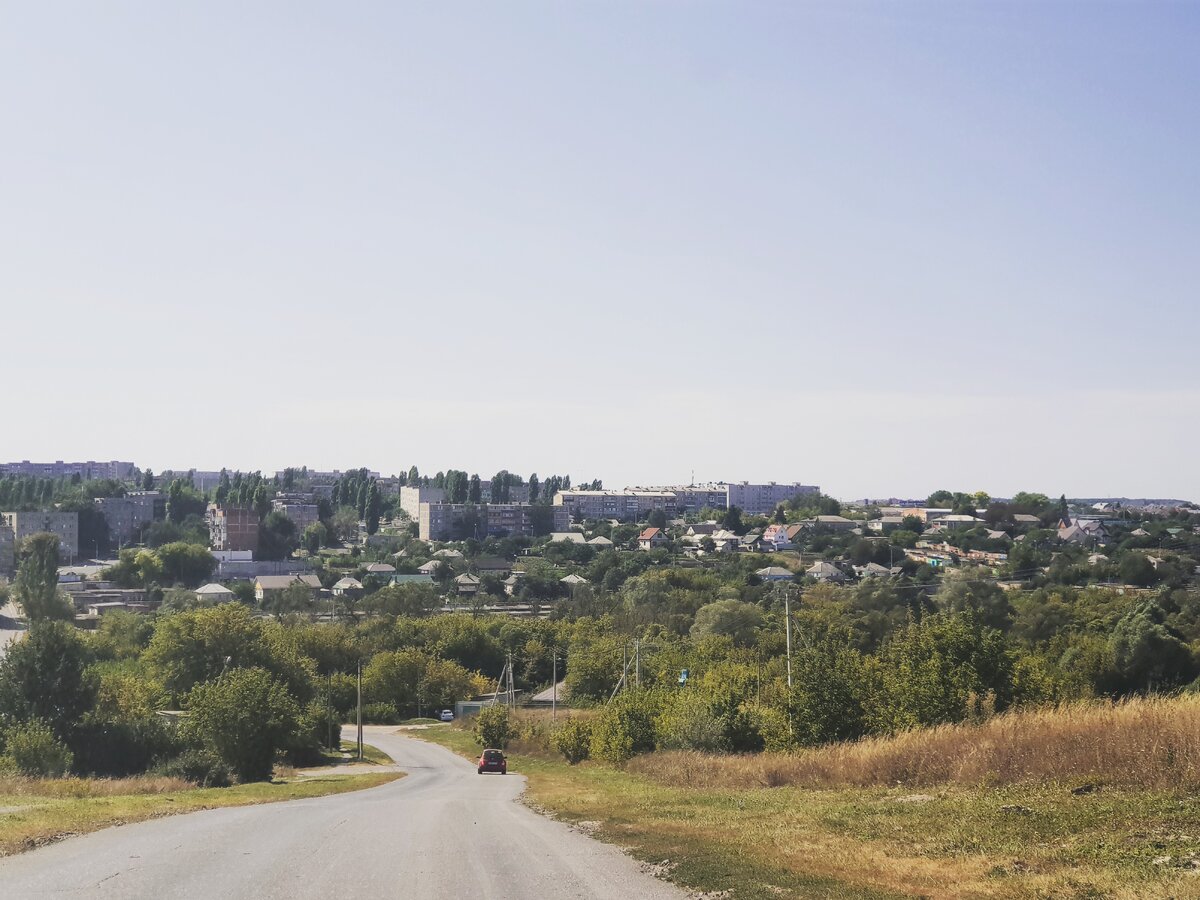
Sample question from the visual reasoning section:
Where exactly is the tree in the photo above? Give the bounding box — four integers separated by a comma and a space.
141, 468, 155, 491
935, 570, 1014, 632
528, 474, 540, 504
646, 509, 668, 529
1109, 601, 1198, 692
11, 533, 74, 621
185, 668, 301, 782
721, 505, 744, 535
690, 600, 763, 646
302, 522, 328, 555
468, 474, 482, 504
146, 604, 279, 699
156, 543, 217, 587
258, 511, 298, 561
0, 621, 96, 741
365, 482, 382, 535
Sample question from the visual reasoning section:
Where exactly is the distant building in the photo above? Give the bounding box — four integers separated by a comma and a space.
553, 481, 820, 520
418, 502, 568, 541
207, 505, 259, 554
637, 527, 666, 550
94, 491, 164, 546
400, 486, 447, 521
0, 460, 136, 481
254, 573, 322, 603
0, 511, 80, 562
0, 526, 14, 574
271, 499, 320, 534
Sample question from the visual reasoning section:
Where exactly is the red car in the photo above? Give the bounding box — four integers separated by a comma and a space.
477, 748, 507, 775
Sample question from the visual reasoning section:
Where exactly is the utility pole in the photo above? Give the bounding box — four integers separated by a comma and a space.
784, 586, 794, 690
352, 662, 362, 763
551, 650, 558, 719
326, 672, 333, 751
634, 638, 640, 689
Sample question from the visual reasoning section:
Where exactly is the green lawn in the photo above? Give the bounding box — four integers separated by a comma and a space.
419, 726, 1200, 899
0, 769, 400, 857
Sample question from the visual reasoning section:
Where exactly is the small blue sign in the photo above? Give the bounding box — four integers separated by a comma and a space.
679, 669, 689, 685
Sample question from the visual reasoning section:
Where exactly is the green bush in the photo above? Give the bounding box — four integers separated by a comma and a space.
474, 704, 514, 749
156, 748, 233, 787
550, 718, 592, 764
590, 691, 658, 764
184, 667, 301, 782
70, 718, 179, 777
2, 719, 74, 777
361, 702, 399, 725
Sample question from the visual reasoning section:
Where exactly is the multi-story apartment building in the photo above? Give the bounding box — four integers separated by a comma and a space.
0, 460, 136, 481
206, 505, 259, 554
418, 502, 569, 541
0, 511, 80, 562
552, 490, 679, 522
723, 482, 820, 516
400, 485, 447, 520
272, 499, 320, 534
554, 482, 822, 520
94, 491, 164, 546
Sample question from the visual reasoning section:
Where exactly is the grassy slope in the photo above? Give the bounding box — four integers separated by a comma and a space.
0, 770, 400, 857
420, 726, 1200, 900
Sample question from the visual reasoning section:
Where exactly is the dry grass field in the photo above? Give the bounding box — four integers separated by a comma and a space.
422, 697, 1200, 899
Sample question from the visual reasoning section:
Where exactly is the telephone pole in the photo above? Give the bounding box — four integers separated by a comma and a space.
634, 638, 640, 689
356, 660, 364, 760
551, 650, 558, 719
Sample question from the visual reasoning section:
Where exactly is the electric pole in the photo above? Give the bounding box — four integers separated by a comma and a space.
356, 659, 364, 761
784, 586, 794, 690
551, 650, 558, 719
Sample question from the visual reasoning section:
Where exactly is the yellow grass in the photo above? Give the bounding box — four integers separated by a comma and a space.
629, 694, 1200, 790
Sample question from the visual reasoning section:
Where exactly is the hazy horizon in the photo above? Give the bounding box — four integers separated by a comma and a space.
3, 3, 1197, 500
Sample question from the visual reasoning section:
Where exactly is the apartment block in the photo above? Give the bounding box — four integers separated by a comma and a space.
272, 499, 320, 534
552, 490, 679, 522
0, 511, 80, 562
724, 482, 820, 516
418, 502, 569, 541
0, 460, 136, 481
400, 485, 447, 520
94, 491, 164, 545
554, 481, 822, 520
206, 505, 260, 554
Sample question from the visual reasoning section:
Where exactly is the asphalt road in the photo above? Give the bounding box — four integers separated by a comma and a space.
0, 726, 685, 899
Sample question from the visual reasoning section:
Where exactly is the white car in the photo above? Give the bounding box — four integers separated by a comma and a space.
439, 709, 454, 722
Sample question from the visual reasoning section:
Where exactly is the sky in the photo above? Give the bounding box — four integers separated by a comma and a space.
1, 2, 1198, 500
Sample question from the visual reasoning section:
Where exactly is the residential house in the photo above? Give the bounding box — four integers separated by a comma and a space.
417, 560, 443, 576
194, 583, 235, 602
805, 561, 846, 582
472, 557, 513, 575
332, 577, 364, 598
755, 566, 794, 583
761, 524, 793, 550
853, 562, 899, 578
560, 574, 587, 587
709, 529, 740, 553
867, 516, 906, 533
454, 574, 481, 595
637, 527, 666, 550
388, 573, 435, 587
740, 531, 764, 552
432, 548, 464, 559
364, 562, 396, 576
586, 536, 614, 549
803, 515, 858, 532
549, 532, 587, 544
254, 574, 322, 604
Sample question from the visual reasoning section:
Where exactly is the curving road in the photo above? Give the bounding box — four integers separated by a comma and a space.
0, 726, 684, 899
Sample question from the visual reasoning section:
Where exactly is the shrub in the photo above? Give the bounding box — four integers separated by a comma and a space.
156, 748, 233, 787
2, 719, 74, 777
591, 691, 658, 764
70, 718, 178, 777
474, 705, 514, 749
184, 667, 301, 782
550, 718, 592, 764
362, 702, 400, 725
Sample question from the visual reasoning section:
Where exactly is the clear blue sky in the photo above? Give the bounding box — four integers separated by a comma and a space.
2, 2, 1197, 499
